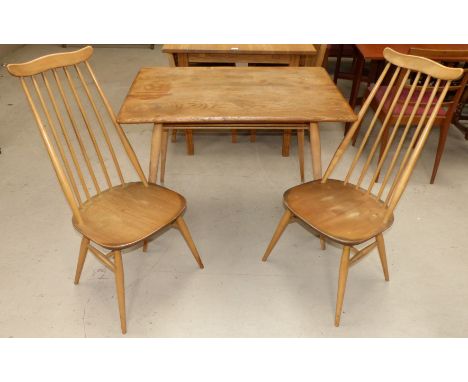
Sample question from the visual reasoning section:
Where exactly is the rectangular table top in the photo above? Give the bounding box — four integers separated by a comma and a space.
162, 44, 317, 56
356, 44, 468, 60
117, 67, 357, 125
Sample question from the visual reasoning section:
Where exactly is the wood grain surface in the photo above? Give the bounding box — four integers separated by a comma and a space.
117, 67, 357, 125
162, 44, 317, 55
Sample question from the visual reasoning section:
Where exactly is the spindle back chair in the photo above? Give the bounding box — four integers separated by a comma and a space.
7, 46, 204, 334
262, 48, 463, 326
362, 48, 468, 183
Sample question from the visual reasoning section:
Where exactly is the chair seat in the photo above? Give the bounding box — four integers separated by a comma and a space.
373, 85, 447, 117
72, 182, 186, 249
284, 179, 394, 245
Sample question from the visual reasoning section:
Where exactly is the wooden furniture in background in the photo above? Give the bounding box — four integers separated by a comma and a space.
453, 79, 468, 139
162, 44, 319, 157
347, 44, 468, 134
117, 66, 356, 184
163, 44, 319, 67
7, 46, 204, 334
262, 48, 463, 326
327, 44, 368, 84
62, 44, 155, 49
362, 48, 468, 183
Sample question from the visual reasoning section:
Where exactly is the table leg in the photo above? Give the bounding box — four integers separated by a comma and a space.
345, 50, 365, 134
177, 53, 189, 67
309, 122, 322, 180
303, 55, 314, 67
149, 123, 163, 184
368, 60, 379, 84
167, 53, 177, 146
333, 44, 344, 84
281, 56, 302, 157
186, 130, 194, 155
176, 53, 194, 155
289, 55, 300, 67
160, 129, 169, 184
166, 53, 176, 67
282, 130, 291, 156
297, 129, 305, 183
231, 129, 237, 143
250, 129, 256, 142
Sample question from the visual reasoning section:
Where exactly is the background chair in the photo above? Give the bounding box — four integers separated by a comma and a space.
357, 48, 468, 183
326, 44, 367, 84
452, 83, 468, 139
262, 48, 463, 326
7, 46, 204, 334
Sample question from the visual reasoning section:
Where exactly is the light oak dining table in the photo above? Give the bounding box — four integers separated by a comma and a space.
162, 44, 318, 67
117, 66, 357, 184
162, 44, 319, 156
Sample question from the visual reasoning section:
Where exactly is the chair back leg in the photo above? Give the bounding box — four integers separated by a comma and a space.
176, 217, 204, 269
335, 246, 351, 327
376, 234, 390, 281
114, 251, 127, 334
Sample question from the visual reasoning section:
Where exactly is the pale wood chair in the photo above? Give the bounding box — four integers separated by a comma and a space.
6, 46, 204, 334
262, 48, 463, 326
359, 48, 468, 183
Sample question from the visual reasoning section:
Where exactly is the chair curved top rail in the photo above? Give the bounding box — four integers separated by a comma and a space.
6, 46, 93, 77
383, 47, 464, 81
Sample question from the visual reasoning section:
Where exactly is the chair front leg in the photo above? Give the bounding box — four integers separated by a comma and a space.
74, 236, 90, 284
176, 216, 204, 269
262, 209, 293, 261
335, 245, 350, 327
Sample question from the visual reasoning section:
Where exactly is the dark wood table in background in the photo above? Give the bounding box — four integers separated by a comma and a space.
348, 44, 468, 118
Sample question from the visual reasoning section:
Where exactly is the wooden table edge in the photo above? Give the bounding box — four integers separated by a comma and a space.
117, 118, 358, 125
161, 45, 318, 56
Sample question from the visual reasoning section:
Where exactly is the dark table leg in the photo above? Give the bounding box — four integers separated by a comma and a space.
345, 49, 365, 135
333, 44, 344, 84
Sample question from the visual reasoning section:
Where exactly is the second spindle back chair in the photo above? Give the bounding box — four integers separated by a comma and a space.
262, 48, 463, 326
6, 46, 204, 334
